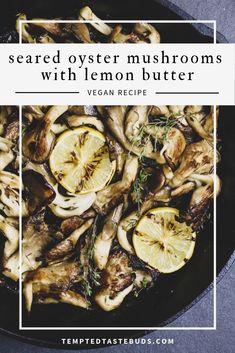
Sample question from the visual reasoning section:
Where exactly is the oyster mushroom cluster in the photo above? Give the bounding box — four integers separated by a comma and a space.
21, 104, 220, 312
16, 6, 161, 44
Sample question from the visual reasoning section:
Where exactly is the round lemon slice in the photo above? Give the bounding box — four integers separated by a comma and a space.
49, 127, 116, 194
133, 207, 196, 273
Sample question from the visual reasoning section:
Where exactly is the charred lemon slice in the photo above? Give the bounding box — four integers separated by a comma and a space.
133, 207, 196, 273
49, 127, 116, 194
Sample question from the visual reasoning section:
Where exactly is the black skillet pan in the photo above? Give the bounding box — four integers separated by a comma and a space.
0, 0, 234, 349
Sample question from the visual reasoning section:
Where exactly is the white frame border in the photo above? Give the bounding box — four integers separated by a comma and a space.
18, 19, 217, 331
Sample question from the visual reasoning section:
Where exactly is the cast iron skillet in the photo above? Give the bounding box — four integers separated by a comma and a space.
0, 0, 234, 349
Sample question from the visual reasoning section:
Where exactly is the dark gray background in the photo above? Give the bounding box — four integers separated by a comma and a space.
0, 0, 234, 352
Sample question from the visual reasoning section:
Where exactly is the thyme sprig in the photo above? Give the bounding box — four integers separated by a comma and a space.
134, 277, 149, 298
81, 217, 101, 298
132, 168, 151, 210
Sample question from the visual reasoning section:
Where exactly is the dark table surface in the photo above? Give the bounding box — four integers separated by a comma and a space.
0, 0, 234, 352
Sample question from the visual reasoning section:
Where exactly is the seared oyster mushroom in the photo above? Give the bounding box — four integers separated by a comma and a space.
94, 155, 138, 215
69, 23, 92, 43
16, 14, 34, 43
106, 133, 126, 175
49, 184, 96, 218
109, 25, 146, 43
0, 137, 14, 170
23, 170, 56, 214
23, 105, 68, 163
170, 140, 215, 187
185, 110, 213, 141
67, 115, 104, 132
79, 6, 112, 35
0, 106, 8, 135
144, 125, 186, 168
23, 105, 45, 122
94, 204, 123, 270
109, 23, 160, 44
45, 218, 94, 264
30, 19, 62, 37
22, 212, 59, 273
0, 216, 19, 281
34, 289, 89, 309
134, 23, 160, 43
183, 174, 221, 229
2, 251, 19, 282
117, 211, 138, 254
100, 106, 164, 163
23, 260, 82, 312
95, 251, 135, 311
0, 171, 28, 217
125, 105, 151, 142
0, 215, 19, 261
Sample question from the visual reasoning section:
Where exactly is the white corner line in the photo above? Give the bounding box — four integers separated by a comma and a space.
19, 19, 22, 44
213, 104, 217, 330
213, 21, 217, 44
19, 105, 23, 330
20, 19, 216, 24
20, 326, 216, 331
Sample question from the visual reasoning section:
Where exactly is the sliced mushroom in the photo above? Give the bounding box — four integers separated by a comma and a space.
95, 251, 134, 311
31, 19, 63, 37
23, 105, 68, 163
0, 137, 14, 170
60, 216, 85, 235
0, 214, 19, 260
101, 106, 164, 163
183, 174, 221, 229
171, 181, 196, 197
96, 283, 133, 311
23, 106, 45, 123
150, 105, 170, 117
109, 25, 145, 43
0, 171, 19, 188
0, 182, 23, 218
34, 290, 89, 309
94, 155, 138, 215
67, 115, 104, 132
125, 105, 151, 142
144, 125, 186, 168
79, 6, 112, 35
23, 260, 82, 312
16, 14, 34, 43
23, 170, 56, 214
0, 107, 8, 135
106, 133, 126, 175
37, 34, 55, 43
2, 252, 19, 282
185, 114, 213, 141
134, 23, 160, 43
117, 211, 138, 254
70, 23, 92, 43
22, 212, 58, 273
94, 204, 123, 270
45, 218, 94, 264
203, 106, 219, 134
49, 184, 96, 218
170, 140, 215, 187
